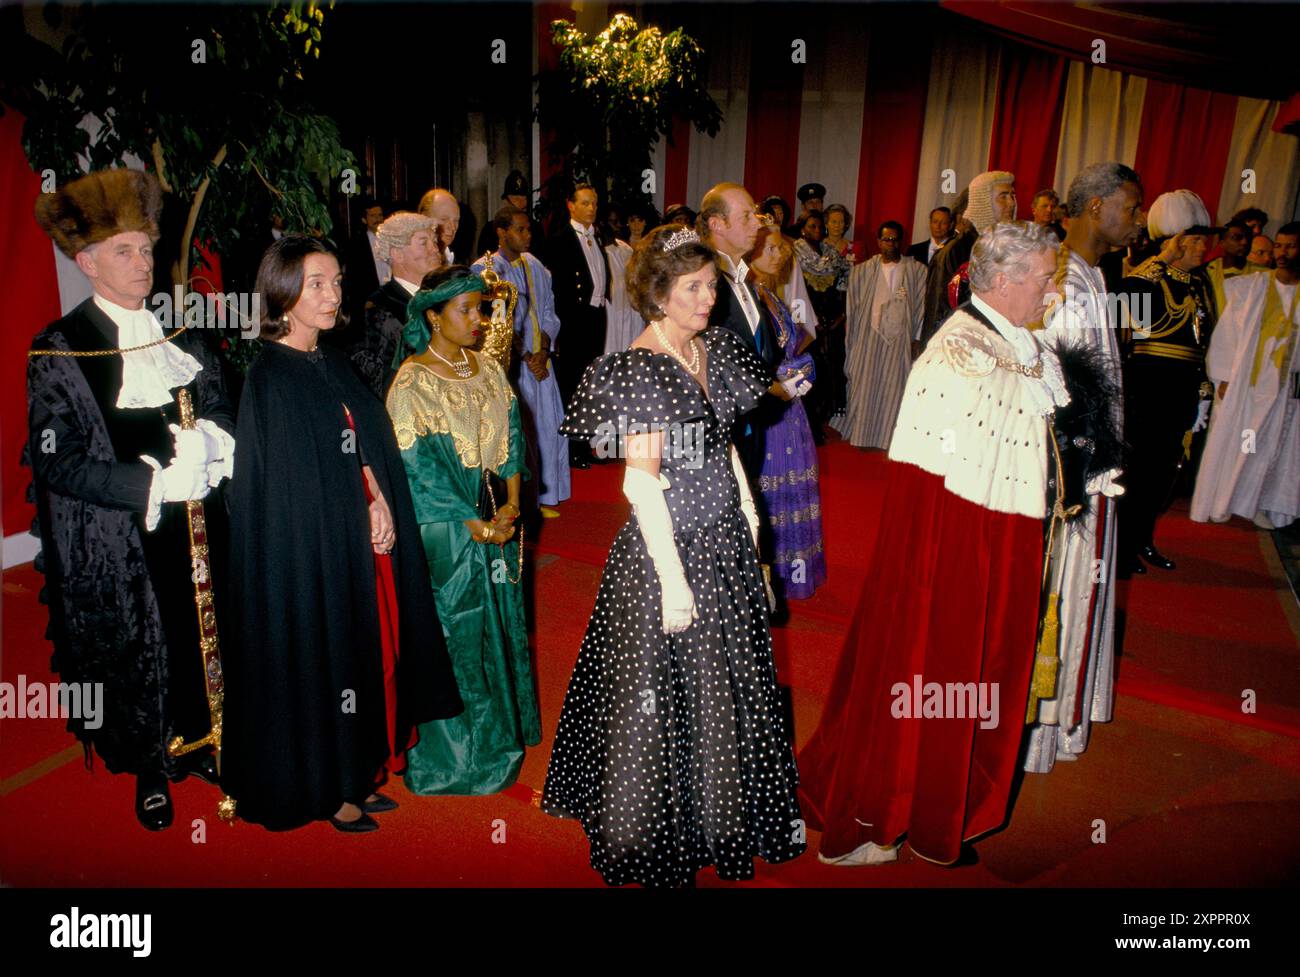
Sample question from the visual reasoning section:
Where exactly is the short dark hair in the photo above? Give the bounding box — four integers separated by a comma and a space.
1232, 207, 1269, 226
877, 220, 904, 239
418, 264, 482, 315
1223, 218, 1252, 236
1276, 221, 1300, 239
493, 205, 527, 232
929, 206, 953, 221
1032, 189, 1060, 207
568, 182, 597, 202
627, 225, 715, 321
255, 234, 343, 341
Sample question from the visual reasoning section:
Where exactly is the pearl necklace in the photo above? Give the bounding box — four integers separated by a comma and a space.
428, 344, 473, 378
651, 320, 700, 376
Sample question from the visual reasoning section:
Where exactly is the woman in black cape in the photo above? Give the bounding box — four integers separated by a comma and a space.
223, 235, 462, 832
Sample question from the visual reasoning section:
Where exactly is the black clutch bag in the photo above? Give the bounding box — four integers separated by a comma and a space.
477, 468, 508, 521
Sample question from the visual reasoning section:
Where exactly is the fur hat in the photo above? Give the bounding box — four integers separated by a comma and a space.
35, 169, 163, 259
966, 170, 1016, 233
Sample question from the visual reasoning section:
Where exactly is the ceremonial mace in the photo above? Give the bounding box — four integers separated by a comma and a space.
166, 387, 236, 824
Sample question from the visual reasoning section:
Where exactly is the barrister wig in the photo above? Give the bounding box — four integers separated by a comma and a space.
375, 211, 437, 263
34, 168, 163, 259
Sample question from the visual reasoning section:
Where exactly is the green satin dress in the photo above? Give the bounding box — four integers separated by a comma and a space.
387, 353, 540, 794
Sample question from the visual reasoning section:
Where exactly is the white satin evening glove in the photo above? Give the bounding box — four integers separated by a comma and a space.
730, 445, 776, 610
623, 466, 698, 634
1085, 467, 1126, 498
1191, 399, 1211, 433
780, 375, 813, 399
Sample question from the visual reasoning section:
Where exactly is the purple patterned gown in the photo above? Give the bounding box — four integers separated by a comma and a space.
755, 283, 827, 599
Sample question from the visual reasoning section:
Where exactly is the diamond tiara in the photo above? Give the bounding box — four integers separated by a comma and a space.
661, 227, 700, 251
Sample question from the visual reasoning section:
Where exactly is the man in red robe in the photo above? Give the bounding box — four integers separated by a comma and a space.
798, 221, 1067, 867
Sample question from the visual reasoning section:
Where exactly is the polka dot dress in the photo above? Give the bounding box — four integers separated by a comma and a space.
542, 328, 807, 887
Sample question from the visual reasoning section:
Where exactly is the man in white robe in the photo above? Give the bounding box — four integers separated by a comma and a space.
831, 221, 925, 449
1191, 223, 1300, 529
1024, 162, 1143, 773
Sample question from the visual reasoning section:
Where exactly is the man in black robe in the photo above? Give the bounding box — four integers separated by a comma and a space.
28, 169, 237, 830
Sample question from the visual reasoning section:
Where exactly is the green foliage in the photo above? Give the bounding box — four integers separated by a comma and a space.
537, 13, 721, 218
8, 1, 353, 374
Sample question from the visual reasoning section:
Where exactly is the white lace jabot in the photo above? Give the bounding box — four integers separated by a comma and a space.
93, 294, 202, 409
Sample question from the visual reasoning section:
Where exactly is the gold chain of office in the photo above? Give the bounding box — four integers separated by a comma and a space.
28, 325, 190, 358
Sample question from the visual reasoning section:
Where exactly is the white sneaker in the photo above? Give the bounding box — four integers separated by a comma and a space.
817, 841, 899, 866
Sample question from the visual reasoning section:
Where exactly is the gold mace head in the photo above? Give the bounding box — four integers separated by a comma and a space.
477, 251, 517, 369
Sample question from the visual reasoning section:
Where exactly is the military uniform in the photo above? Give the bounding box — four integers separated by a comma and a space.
1119, 256, 1217, 565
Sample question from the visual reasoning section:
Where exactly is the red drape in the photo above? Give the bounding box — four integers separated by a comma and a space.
987, 46, 1067, 218
1133, 80, 1238, 220
743, 31, 803, 206
663, 115, 691, 212
536, 4, 571, 196
1, 110, 61, 541
798, 459, 1043, 864
853, 17, 930, 259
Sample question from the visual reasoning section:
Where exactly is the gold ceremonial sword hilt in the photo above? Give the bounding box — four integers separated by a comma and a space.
166, 387, 236, 824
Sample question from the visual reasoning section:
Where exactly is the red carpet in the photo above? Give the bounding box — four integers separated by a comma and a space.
3, 436, 1299, 886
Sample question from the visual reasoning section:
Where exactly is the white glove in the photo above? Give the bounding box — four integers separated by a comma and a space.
623, 466, 698, 634
729, 445, 760, 553
1085, 467, 1126, 498
780, 375, 813, 399
1191, 398, 1211, 433
141, 454, 210, 532
169, 419, 235, 486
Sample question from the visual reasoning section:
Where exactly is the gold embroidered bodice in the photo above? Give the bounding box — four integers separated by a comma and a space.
387, 356, 514, 471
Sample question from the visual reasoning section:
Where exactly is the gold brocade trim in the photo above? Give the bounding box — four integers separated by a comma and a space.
1130, 341, 1204, 363
773, 539, 825, 565
758, 464, 819, 492
766, 503, 822, 528
388, 359, 513, 470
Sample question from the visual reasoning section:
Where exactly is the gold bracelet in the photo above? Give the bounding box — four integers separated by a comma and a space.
479, 524, 493, 542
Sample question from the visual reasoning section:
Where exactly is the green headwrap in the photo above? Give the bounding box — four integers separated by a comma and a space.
395, 273, 487, 369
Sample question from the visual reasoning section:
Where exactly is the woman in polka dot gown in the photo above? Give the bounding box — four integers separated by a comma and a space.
542, 225, 807, 886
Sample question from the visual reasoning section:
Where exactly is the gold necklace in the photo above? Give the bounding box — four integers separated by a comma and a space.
651, 320, 700, 375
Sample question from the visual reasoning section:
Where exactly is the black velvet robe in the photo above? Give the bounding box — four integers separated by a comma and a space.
223, 341, 462, 830
25, 298, 235, 777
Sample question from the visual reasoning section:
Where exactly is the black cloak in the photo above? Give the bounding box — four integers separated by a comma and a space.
223, 341, 462, 830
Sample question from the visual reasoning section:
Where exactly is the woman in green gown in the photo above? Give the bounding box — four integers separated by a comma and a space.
386, 265, 540, 794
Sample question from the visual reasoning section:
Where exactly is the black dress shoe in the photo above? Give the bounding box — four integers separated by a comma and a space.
135, 775, 174, 831
1139, 544, 1176, 570
361, 792, 398, 814
187, 753, 220, 786
1117, 556, 1147, 577
327, 810, 379, 833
